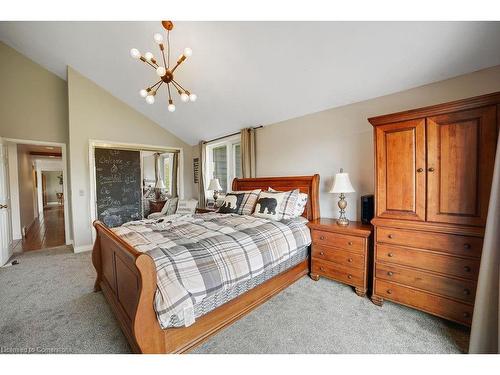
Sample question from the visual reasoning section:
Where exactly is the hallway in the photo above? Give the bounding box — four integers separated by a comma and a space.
13, 206, 65, 252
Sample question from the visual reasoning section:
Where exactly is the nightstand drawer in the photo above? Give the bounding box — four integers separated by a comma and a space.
312, 245, 365, 269
311, 230, 365, 253
375, 263, 476, 303
311, 258, 364, 287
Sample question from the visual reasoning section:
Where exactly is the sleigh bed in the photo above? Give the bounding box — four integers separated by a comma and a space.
92, 175, 320, 353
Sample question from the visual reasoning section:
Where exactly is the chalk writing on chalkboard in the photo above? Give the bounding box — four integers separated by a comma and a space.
95, 148, 142, 228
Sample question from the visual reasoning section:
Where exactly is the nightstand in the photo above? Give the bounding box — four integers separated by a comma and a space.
308, 218, 373, 297
195, 207, 217, 214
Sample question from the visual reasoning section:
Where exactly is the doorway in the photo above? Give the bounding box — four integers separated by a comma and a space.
2, 138, 70, 258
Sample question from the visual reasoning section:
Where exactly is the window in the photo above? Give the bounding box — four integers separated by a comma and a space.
206, 136, 242, 194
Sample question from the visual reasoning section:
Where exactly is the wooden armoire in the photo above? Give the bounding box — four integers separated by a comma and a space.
369, 92, 500, 325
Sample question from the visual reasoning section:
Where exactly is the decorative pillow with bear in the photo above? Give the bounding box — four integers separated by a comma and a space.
217, 193, 245, 214
252, 191, 287, 221
268, 187, 308, 218
253, 189, 299, 221
217, 189, 261, 215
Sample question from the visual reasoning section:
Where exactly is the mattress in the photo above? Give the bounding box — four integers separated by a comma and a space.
112, 213, 312, 328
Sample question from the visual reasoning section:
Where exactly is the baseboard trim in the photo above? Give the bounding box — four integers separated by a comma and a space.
73, 244, 93, 253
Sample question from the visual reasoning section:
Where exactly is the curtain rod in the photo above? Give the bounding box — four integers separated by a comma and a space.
202, 126, 263, 144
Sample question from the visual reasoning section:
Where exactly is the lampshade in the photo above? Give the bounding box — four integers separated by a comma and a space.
155, 179, 166, 189
329, 170, 355, 193
208, 178, 222, 191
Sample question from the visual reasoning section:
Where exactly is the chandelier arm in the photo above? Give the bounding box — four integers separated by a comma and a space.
171, 61, 183, 73
170, 80, 182, 93
160, 47, 167, 69
172, 79, 188, 93
149, 80, 162, 90
155, 81, 164, 92
167, 30, 171, 69
167, 83, 173, 102
140, 58, 158, 70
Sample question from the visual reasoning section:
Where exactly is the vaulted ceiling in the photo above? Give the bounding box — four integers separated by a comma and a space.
1, 21, 500, 145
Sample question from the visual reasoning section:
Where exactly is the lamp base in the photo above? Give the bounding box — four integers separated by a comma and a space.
336, 218, 350, 226
337, 193, 350, 226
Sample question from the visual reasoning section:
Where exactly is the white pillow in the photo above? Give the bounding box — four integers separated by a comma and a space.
176, 199, 198, 214
268, 188, 308, 218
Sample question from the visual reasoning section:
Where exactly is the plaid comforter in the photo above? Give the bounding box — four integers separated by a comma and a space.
111, 213, 311, 328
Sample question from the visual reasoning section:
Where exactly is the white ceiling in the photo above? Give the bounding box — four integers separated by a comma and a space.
1, 21, 500, 145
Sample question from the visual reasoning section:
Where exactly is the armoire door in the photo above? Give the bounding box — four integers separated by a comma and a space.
375, 119, 426, 221
427, 106, 497, 226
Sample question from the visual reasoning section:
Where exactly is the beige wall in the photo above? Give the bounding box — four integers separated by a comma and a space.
255, 65, 500, 220
16, 145, 37, 234
0, 42, 68, 143
68, 67, 194, 251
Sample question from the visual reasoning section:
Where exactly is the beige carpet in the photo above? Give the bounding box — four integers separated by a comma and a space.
0, 247, 469, 354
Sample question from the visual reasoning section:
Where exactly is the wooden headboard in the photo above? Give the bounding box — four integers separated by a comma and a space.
232, 174, 320, 221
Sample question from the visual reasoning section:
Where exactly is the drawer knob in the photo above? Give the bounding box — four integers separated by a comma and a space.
463, 243, 471, 250
463, 312, 470, 318
463, 289, 471, 295
387, 289, 392, 295
347, 258, 353, 263
417, 168, 423, 173
320, 236, 325, 240
347, 274, 352, 279
388, 252, 394, 257
464, 266, 471, 272
387, 271, 393, 276
388, 234, 394, 239
428, 167, 435, 172
348, 241, 353, 245
320, 251, 325, 256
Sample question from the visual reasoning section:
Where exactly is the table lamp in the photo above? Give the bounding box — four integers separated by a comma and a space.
329, 168, 355, 226
208, 178, 222, 204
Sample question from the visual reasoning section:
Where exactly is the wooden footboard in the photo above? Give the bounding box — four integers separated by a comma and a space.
93, 221, 309, 353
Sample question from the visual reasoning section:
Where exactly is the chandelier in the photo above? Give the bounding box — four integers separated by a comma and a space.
130, 20, 196, 113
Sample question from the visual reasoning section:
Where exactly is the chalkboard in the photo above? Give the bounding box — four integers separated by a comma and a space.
95, 148, 142, 228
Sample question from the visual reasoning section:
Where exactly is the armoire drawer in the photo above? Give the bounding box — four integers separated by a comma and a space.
374, 279, 473, 325
311, 230, 365, 254
311, 258, 364, 287
376, 244, 480, 280
375, 263, 476, 303
311, 245, 365, 269
376, 227, 483, 258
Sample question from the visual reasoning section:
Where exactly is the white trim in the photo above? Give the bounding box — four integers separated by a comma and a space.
2, 138, 72, 248
88, 139, 185, 244
73, 244, 93, 253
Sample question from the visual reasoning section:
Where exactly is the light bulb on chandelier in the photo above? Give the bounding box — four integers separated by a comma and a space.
130, 20, 196, 113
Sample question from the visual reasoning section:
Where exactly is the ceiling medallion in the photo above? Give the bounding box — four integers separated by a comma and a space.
130, 20, 196, 113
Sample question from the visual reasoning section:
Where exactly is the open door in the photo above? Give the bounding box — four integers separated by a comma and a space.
0, 137, 13, 265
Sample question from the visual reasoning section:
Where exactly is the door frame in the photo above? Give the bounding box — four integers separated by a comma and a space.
88, 139, 184, 244
3, 138, 72, 246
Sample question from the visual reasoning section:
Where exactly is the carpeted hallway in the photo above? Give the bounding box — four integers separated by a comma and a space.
0, 247, 469, 354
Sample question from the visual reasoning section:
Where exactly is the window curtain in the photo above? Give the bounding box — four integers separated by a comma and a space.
198, 141, 207, 207
241, 128, 256, 178
469, 134, 500, 354
171, 152, 179, 198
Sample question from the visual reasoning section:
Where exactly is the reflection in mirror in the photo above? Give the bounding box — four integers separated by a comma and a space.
142, 150, 179, 218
